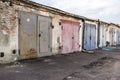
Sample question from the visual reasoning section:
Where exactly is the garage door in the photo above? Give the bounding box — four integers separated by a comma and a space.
19, 12, 37, 59
84, 23, 96, 50
61, 20, 80, 53
38, 16, 52, 57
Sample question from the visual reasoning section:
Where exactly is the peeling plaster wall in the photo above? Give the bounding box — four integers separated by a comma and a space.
0, 1, 18, 63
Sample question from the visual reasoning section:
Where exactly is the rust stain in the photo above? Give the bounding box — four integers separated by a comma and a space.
0, 26, 10, 34
20, 32, 37, 59
21, 48, 37, 59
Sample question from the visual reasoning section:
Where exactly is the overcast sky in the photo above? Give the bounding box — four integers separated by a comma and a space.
32, 0, 120, 24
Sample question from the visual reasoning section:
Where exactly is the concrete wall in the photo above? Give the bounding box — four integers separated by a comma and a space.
0, 1, 18, 63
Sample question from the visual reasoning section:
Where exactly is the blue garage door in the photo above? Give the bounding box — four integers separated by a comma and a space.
84, 23, 96, 50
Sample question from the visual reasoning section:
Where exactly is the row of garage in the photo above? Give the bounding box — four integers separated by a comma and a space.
0, 0, 120, 63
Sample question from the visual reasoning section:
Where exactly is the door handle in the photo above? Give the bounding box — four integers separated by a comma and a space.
90, 36, 91, 40
39, 34, 41, 37
72, 37, 74, 39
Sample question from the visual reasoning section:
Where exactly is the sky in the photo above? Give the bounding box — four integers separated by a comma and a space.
31, 0, 120, 24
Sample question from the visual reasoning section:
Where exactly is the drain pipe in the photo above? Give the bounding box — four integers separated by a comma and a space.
97, 19, 100, 49
82, 19, 85, 50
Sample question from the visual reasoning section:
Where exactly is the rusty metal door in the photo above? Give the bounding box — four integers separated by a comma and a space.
38, 16, 52, 57
61, 20, 80, 54
19, 12, 37, 59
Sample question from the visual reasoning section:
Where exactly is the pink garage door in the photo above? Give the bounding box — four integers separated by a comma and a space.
61, 20, 80, 54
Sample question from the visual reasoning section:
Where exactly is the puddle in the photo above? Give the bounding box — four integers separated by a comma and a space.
43, 59, 52, 62
15, 70, 21, 73
83, 61, 104, 69
63, 72, 93, 80
83, 57, 115, 69
48, 62, 56, 65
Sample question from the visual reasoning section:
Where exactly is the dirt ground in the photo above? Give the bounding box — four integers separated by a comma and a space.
0, 47, 120, 80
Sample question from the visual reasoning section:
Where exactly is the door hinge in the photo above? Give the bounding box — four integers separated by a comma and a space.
39, 34, 41, 37
90, 36, 91, 40
51, 22, 54, 29
18, 49, 20, 56
48, 45, 50, 48
59, 22, 61, 25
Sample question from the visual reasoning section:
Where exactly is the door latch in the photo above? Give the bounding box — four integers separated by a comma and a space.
90, 36, 91, 40
72, 37, 74, 39
39, 34, 41, 37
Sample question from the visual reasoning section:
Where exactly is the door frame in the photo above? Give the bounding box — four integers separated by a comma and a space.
83, 21, 97, 50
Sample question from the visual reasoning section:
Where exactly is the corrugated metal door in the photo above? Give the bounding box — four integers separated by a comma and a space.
84, 23, 96, 50
61, 20, 80, 53
99, 26, 107, 47
38, 16, 52, 57
19, 12, 37, 59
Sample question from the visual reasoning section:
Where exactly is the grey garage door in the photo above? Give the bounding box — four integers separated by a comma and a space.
19, 12, 37, 59
38, 16, 52, 57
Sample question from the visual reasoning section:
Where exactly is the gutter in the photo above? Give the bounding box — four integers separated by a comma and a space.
82, 19, 85, 50
97, 19, 100, 48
